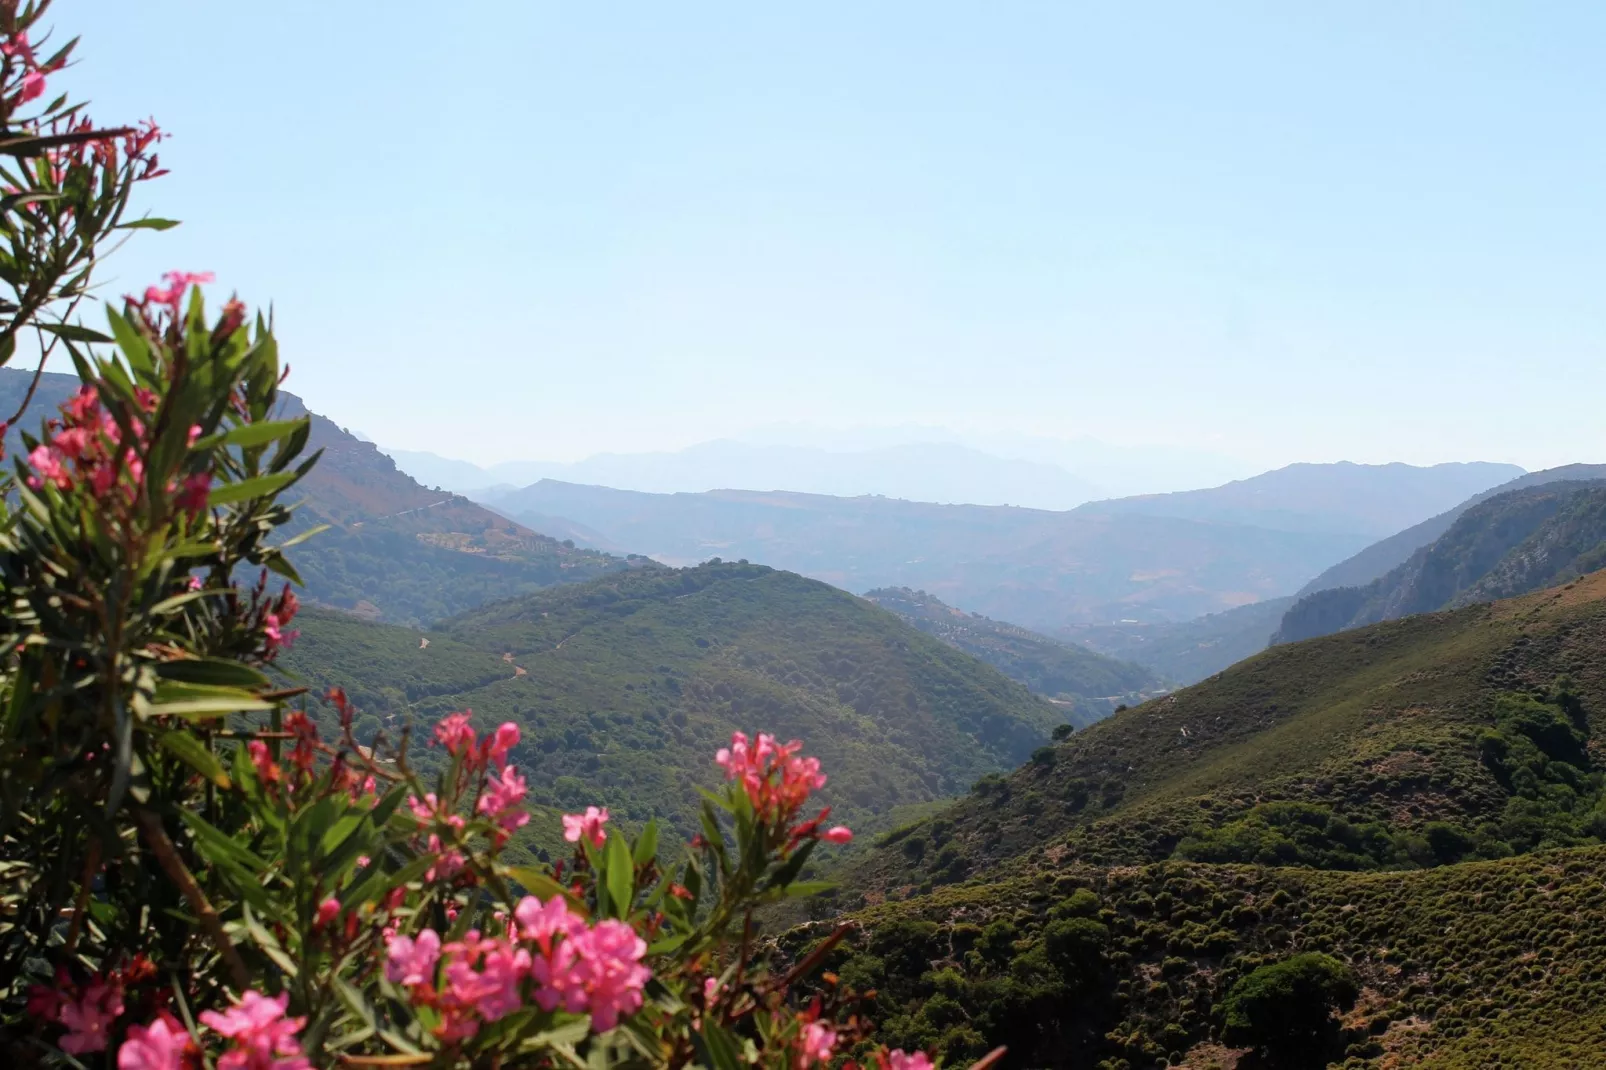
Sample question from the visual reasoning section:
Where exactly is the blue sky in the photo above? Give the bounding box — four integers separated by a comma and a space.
48, 1, 1606, 470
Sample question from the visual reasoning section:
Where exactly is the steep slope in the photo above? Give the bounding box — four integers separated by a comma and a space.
488, 480, 1369, 628
862, 588, 1164, 726
1085, 460, 1522, 538
803, 571, 1606, 1068
1297, 463, 1606, 597
0, 367, 636, 626
279, 561, 1066, 841
1060, 596, 1295, 686
1274, 480, 1606, 644
842, 568, 1606, 894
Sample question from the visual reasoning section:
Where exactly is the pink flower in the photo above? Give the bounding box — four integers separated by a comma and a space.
526, 916, 651, 1031
882, 1051, 935, 1070
199, 990, 309, 1070
263, 613, 297, 653
514, 895, 585, 951
821, 825, 853, 844
407, 792, 439, 822
27, 442, 69, 490
441, 931, 532, 1024
486, 721, 520, 765
478, 764, 530, 832
703, 976, 721, 1004
433, 711, 477, 757
176, 471, 210, 515
118, 1015, 189, 1070
562, 805, 609, 848
315, 897, 341, 928
715, 732, 826, 823
59, 979, 124, 1054
798, 1022, 838, 1068
247, 740, 281, 784
385, 928, 441, 986
17, 69, 45, 104
187, 575, 203, 591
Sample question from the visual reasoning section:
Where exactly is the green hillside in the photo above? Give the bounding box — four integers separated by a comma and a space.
809, 846, 1606, 1068
278, 561, 1067, 842
841, 568, 1606, 893
804, 570, 1606, 1067
863, 587, 1165, 726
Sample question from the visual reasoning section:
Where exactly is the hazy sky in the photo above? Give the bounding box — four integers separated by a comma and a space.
47, 2, 1606, 470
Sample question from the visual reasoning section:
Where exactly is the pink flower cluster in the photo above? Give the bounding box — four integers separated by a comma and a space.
117, 1014, 190, 1070
563, 804, 610, 848
411, 717, 529, 862
198, 990, 310, 1070
2, 29, 60, 105
799, 1021, 839, 1067
385, 894, 649, 1038
23, 382, 215, 520
715, 732, 851, 845
878, 1050, 936, 1070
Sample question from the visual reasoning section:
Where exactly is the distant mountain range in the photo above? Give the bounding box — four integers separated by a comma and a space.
862, 587, 1165, 725
1273, 476, 1606, 644
474, 460, 1524, 631
388, 439, 1107, 511
384, 426, 1279, 508
1090, 460, 1523, 537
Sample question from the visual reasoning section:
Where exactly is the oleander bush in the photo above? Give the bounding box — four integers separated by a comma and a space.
0, 7, 974, 1068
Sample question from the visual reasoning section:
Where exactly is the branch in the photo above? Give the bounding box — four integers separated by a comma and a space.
135, 806, 250, 990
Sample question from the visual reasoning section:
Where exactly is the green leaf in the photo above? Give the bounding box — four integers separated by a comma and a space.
504, 865, 588, 916
605, 831, 634, 919
694, 1021, 744, 1070
633, 819, 660, 867
276, 523, 330, 551
156, 657, 270, 689
762, 838, 817, 893
156, 729, 231, 788
148, 681, 273, 719
116, 217, 181, 231
178, 809, 269, 873
205, 471, 299, 507
340, 852, 435, 910
39, 321, 112, 343
196, 417, 308, 452
646, 931, 689, 955
781, 880, 837, 898
243, 902, 298, 977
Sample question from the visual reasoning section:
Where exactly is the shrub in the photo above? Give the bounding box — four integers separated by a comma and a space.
1221, 952, 1359, 1060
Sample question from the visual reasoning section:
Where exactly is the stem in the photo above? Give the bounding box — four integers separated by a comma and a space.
62, 836, 102, 954
135, 806, 250, 990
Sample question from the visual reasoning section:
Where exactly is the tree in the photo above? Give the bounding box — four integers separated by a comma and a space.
1221, 953, 1359, 1062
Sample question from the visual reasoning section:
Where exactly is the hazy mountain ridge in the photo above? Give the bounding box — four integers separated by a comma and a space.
1060, 595, 1296, 686
1274, 479, 1606, 644
1297, 463, 1606, 598
394, 439, 1106, 511
861, 587, 1164, 726
1083, 459, 1522, 537
482, 478, 1404, 629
